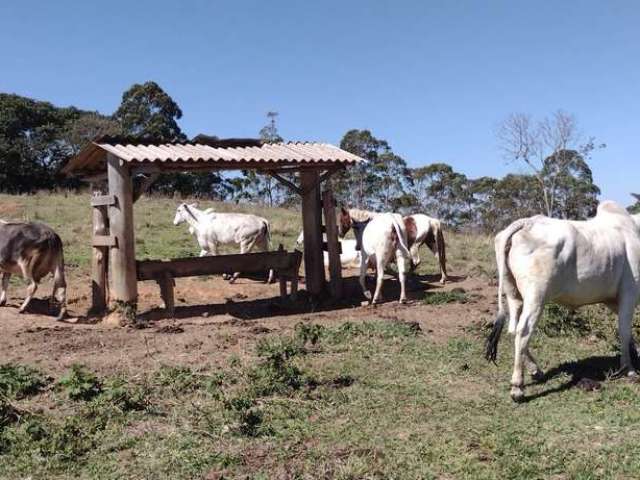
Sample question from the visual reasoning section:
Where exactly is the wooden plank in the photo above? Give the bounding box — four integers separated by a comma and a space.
300, 169, 325, 296
107, 153, 138, 304
137, 250, 300, 281
91, 195, 116, 207
92, 235, 117, 247
90, 183, 109, 313
322, 186, 343, 298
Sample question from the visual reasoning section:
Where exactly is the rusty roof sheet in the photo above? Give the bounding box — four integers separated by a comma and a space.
62, 138, 365, 176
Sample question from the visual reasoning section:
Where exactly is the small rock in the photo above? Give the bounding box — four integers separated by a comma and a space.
202, 311, 210, 318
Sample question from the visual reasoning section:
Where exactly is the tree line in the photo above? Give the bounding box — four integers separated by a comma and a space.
0, 81, 633, 232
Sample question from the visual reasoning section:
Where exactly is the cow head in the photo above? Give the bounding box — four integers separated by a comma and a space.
338, 206, 352, 238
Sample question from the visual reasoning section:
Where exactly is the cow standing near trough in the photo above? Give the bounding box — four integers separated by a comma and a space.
486, 201, 640, 402
173, 203, 274, 283
404, 213, 448, 284
0, 221, 67, 320
338, 208, 412, 304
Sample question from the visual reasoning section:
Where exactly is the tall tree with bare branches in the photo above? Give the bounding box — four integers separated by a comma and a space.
497, 110, 603, 219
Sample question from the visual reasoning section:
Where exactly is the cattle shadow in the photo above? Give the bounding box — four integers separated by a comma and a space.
521, 354, 623, 402
136, 270, 462, 322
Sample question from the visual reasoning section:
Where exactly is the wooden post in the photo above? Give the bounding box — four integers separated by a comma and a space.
90, 183, 109, 313
107, 153, 138, 309
300, 169, 325, 296
157, 272, 175, 317
322, 186, 343, 298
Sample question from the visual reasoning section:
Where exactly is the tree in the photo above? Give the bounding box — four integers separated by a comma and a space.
114, 81, 185, 141
497, 110, 603, 219
336, 129, 409, 210
0, 94, 100, 193
629, 194, 640, 214
409, 163, 473, 227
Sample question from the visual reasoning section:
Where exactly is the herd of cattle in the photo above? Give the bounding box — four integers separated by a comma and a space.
1, 200, 639, 401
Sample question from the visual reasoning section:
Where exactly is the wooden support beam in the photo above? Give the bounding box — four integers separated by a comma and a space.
300, 169, 326, 296
133, 173, 159, 203
91, 195, 116, 207
268, 172, 301, 195
322, 187, 343, 298
318, 167, 341, 185
90, 183, 109, 314
107, 153, 138, 306
92, 235, 117, 247
137, 250, 302, 281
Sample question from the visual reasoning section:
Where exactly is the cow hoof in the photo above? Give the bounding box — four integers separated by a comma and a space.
399, 298, 407, 305
222, 273, 230, 280
510, 386, 525, 402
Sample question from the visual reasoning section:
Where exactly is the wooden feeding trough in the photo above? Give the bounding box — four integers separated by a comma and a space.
62, 136, 365, 320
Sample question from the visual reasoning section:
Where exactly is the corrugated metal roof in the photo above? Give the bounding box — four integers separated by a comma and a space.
62, 138, 365, 176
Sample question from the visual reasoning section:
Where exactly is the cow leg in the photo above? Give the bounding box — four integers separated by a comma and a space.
0, 273, 10, 306
52, 262, 67, 321
510, 300, 543, 402
523, 348, 544, 381
19, 279, 38, 314
229, 240, 252, 284
506, 295, 523, 335
615, 297, 638, 377
396, 250, 408, 304
360, 253, 372, 301
371, 256, 386, 304
256, 235, 275, 283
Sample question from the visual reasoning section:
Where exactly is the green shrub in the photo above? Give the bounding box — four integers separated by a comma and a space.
58, 364, 102, 401
223, 393, 270, 437
98, 377, 150, 412
0, 364, 50, 399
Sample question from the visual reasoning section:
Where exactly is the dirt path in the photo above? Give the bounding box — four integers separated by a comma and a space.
0, 269, 495, 377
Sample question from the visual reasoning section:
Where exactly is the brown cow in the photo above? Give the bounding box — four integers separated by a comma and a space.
0, 221, 67, 320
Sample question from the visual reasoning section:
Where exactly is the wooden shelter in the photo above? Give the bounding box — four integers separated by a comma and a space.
62, 136, 364, 317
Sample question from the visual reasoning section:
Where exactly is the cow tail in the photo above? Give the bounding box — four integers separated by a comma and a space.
434, 221, 448, 281
485, 220, 527, 362
263, 220, 272, 249
391, 218, 411, 258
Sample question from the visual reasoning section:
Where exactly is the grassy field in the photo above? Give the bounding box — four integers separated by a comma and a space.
1, 193, 640, 479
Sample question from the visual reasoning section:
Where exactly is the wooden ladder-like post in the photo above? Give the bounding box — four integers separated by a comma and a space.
106, 153, 138, 317
90, 183, 111, 314
322, 187, 343, 298
300, 168, 326, 296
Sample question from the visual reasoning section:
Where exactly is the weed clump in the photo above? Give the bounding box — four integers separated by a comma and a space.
423, 289, 469, 305
0, 364, 50, 400
250, 337, 309, 396
58, 365, 102, 401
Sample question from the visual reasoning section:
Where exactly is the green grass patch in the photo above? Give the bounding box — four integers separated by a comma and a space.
424, 289, 470, 305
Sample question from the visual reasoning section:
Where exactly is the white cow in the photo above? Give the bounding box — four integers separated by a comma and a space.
486, 201, 640, 402
295, 231, 361, 268
173, 203, 274, 283
404, 214, 448, 284
358, 213, 412, 304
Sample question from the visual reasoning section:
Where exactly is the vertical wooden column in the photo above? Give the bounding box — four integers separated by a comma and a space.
107, 153, 138, 306
90, 182, 109, 313
300, 168, 325, 296
322, 186, 343, 298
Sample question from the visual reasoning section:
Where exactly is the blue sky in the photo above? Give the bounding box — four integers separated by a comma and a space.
1, 1, 638, 205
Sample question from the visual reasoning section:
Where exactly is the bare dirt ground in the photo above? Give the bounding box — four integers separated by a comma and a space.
0, 268, 495, 377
